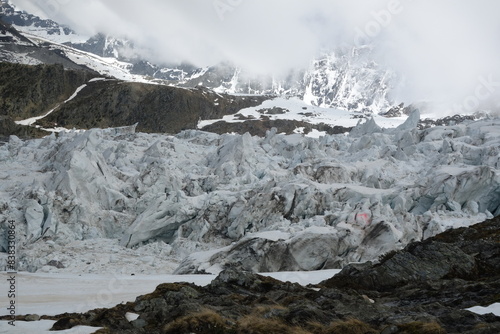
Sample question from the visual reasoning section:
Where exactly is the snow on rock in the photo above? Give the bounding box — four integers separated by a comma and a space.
1, 117, 500, 274
467, 303, 500, 317
15, 83, 89, 126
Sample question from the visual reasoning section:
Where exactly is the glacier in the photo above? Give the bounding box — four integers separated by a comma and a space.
1, 115, 499, 274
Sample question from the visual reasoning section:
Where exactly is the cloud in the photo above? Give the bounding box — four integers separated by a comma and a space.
376, 0, 500, 113
9, 0, 387, 72
8, 0, 500, 113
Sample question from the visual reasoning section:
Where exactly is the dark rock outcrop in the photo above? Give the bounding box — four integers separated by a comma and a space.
323, 217, 500, 291
11, 217, 498, 333
201, 118, 351, 136
321, 216, 500, 333
0, 116, 47, 140
418, 113, 486, 129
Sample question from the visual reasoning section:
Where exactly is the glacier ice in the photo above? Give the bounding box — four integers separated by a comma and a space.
1, 117, 500, 274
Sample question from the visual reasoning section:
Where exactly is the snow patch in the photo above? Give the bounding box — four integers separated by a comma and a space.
15, 83, 87, 126
197, 97, 408, 130
467, 303, 500, 317
0, 320, 100, 334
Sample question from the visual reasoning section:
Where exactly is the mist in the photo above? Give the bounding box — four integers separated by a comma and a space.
9, 0, 500, 114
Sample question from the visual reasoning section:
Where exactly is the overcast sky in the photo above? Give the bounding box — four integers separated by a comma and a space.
9, 0, 500, 112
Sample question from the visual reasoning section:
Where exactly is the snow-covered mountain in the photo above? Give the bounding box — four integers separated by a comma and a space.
0, 1, 83, 43
173, 47, 397, 115
0, 1, 398, 114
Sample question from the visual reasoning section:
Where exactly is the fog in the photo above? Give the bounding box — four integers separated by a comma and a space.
10, 0, 500, 113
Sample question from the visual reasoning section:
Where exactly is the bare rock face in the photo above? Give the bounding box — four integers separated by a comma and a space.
327, 241, 478, 291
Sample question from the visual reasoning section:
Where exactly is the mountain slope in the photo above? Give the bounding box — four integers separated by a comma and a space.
36, 81, 269, 134
0, 62, 96, 120
1, 1, 399, 114
0, 15, 98, 71
0, 61, 269, 135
